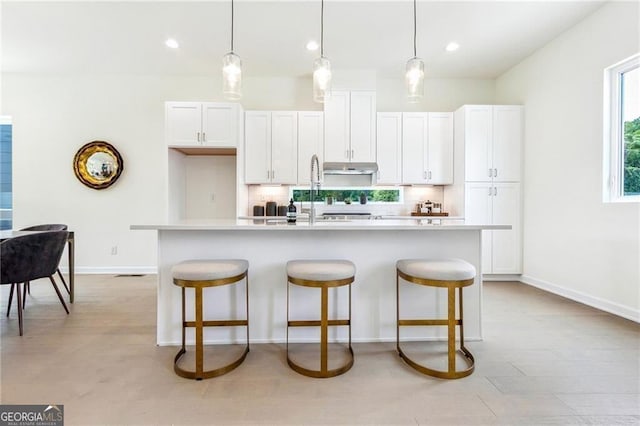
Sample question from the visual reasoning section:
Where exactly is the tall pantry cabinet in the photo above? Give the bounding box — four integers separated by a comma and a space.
457, 105, 523, 275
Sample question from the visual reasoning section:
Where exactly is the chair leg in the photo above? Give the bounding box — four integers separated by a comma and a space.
56, 269, 70, 294
49, 276, 69, 314
22, 282, 28, 309
16, 282, 23, 336
7, 283, 15, 317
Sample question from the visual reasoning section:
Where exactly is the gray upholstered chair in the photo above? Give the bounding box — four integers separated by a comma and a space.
1, 231, 70, 335
19, 224, 70, 299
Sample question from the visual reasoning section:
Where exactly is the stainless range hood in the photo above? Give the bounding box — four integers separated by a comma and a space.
323, 162, 379, 175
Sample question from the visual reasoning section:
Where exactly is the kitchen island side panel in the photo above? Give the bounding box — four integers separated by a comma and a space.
156, 228, 482, 345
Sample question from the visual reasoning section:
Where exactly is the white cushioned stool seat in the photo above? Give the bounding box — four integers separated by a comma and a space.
287, 260, 356, 281
396, 258, 476, 281
172, 259, 249, 281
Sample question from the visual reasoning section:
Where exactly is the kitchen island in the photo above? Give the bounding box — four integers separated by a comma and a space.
131, 220, 510, 346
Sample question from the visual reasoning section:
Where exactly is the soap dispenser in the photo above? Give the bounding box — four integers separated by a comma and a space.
287, 198, 297, 223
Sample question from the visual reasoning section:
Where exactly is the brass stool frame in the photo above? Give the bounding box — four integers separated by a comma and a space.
286, 274, 354, 378
396, 269, 475, 379
173, 271, 249, 380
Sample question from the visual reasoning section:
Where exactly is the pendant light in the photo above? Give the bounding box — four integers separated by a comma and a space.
406, 0, 424, 102
222, 0, 241, 100
313, 0, 331, 103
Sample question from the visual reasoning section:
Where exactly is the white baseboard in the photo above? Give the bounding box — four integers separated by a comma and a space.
59, 266, 158, 275
520, 274, 640, 323
483, 274, 522, 281
156, 336, 483, 346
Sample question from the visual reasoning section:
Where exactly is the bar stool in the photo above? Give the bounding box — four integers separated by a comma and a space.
286, 259, 355, 378
396, 258, 476, 379
171, 259, 249, 380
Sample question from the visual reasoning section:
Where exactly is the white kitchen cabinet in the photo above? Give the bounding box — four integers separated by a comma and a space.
297, 111, 324, 185
465, 182, 522, 274
376, 113, 402, 184
462, 105, 522, 182
245, 111, 297, 184
401, 112, 453, 185
166, 102, 239, 147
324, 90, 376, 163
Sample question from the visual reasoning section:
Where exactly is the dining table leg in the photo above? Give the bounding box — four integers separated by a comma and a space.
68, 231, 75, 303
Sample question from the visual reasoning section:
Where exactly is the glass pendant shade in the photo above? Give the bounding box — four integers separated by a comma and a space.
406, 57, 424, 103
222, 52, 242, 100
313, 56, 331, 103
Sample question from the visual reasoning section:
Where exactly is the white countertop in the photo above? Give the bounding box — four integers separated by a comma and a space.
131, 219, 510, 231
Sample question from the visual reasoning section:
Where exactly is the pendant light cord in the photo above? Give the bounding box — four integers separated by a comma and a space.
231, 0, 235, 52
413, 0, 417, 57
320, 0, 324, 57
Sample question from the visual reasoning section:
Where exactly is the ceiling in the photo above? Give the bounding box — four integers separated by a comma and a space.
1, 1, 605, 79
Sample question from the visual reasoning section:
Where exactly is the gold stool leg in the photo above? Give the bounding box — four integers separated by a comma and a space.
448, 285, 456, 375
195, 286, 204, 379
321, 286, 328, 375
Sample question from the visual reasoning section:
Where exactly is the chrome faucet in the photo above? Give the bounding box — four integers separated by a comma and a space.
310, 154, 321, 225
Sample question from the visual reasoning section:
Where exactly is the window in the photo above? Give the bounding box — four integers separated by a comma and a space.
604, 53, 640, 202
0, 117, 12, 229
291, 188, 402, 204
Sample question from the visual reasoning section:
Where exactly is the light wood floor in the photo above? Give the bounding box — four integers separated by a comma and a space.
1, 275, 638, 425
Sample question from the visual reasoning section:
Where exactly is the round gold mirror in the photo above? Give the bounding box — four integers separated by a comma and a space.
73, 141, 124, 189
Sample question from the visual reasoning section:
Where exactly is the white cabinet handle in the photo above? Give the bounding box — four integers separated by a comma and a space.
494, 187, 498, 196
488, 187, 492, 196
488, 168, 492, 177
351, 149, 355, 159
272, 170, 275, 179
494, 168, 498, 178
423, 171, 427, 180
202, 132, 206, 142
197, 132, 201, 142
345, 149, 349, 159
267, 170, 270, 179
428, 171, 432, 180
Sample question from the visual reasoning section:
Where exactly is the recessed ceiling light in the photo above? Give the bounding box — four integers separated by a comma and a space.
445, 42, 460, 52
165, 38, 179, 49
306, 40, 319, 51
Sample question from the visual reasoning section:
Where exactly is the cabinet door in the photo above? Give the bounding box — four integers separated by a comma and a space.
427, 112, 453, 184
376, 113, 402, 184
202, 103, 238, 147
465, 183, 493, 273
464, 106, 493, 181
492, 106, 522, 182
271, 111, 298, 184
402, 113, 427, 184
324, 91, 350, 162
166, 102, 202, 146
244, 111, 272, 184
350, 91, 376, 162
298, 112, 324, 185
491, 183, 522, 273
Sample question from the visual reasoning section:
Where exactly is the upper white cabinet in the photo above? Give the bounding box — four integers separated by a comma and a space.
166, 102, 240, 147
245, 111, 298, 184
401, 112, 454, 185
324, 91, 376, 163
376, 113, 402, 184
297, 111, 324, 185
462, 105, 523, 182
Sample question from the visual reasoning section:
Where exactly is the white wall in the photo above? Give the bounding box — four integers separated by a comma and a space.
495, 1, 640, 320
2, 72, 494, 272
